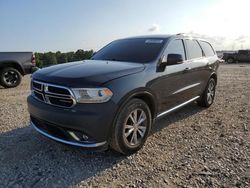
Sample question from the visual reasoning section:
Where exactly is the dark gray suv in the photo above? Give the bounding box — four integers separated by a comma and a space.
27, 34, 219, 155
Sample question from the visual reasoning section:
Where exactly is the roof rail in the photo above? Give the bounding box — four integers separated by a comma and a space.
176, 33, 200, 38
176, 33, 186, 35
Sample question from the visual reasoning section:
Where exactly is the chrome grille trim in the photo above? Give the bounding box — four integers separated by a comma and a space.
31, 80, 76, 108
32, 81, 43, 91
32, 90, 45, 102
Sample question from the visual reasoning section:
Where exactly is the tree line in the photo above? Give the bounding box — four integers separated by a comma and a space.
35, 49, 94, 68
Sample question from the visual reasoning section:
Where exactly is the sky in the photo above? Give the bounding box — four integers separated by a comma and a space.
0, 0, 250, 52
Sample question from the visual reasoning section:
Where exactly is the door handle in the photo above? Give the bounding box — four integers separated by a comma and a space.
206, 62, 213, 69
184, 67, 191, 71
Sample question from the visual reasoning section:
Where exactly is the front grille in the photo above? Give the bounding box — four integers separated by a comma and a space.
31, 80, 76, 108
33, 81, 43, 91
46, 95, 74, 108
47, 86, 71, 95
34, 90, 44, 101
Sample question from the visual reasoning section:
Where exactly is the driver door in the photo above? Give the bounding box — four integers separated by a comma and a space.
151, 39, 192, 113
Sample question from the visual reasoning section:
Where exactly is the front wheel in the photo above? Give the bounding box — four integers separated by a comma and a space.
0, 67, 22, 88
197, 78, 216, 108
110, 98, 152, 155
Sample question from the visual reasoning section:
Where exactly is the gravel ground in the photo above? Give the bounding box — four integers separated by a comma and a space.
0, 63, 249, 187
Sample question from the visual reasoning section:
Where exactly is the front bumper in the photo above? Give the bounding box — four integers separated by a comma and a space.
31, 121, 107, 149
27, 95, 118, 149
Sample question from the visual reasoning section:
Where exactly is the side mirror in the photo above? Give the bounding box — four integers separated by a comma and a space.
157, 53, 183, 72
166, 54, 183, 65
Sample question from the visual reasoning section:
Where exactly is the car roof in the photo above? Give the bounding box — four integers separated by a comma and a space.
120, 34, 210, 43
123, 35, 172, 39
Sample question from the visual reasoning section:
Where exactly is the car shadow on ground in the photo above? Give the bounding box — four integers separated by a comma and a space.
152, 103, 204, 134
0, 103, 204, 187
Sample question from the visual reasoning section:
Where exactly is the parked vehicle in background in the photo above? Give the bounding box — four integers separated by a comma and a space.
0, 52, 37, 88
223, 50, 250, 63
28, 34, 220, 155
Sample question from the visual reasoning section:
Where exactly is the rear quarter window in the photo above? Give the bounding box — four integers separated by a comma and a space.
185, 40, 203, 59
238, 50, 248, 55
199, 41, 215, 57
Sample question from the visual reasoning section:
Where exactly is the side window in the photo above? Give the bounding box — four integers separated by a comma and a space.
185, 40, 203, 59
164, 39, 185, 60
239, 50, 247, 55
199, 41, 215, 57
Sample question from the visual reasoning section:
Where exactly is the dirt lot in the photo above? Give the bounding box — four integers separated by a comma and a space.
0, 64, 249, 187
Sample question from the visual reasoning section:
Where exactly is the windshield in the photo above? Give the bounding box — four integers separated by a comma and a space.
92, 38, 166, 63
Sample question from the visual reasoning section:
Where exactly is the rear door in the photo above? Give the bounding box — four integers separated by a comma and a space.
198, 40, 218, 90
238, 50, 248, 62
183, 39, 208, 98
248, 51, 250, 62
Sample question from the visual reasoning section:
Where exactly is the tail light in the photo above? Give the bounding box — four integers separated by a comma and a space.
32, 54, 36, 66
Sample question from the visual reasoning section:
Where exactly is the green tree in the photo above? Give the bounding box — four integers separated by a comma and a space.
66, 52, 75, 62
34, 49, 94, 68
73, 49, 84, 61
56, 51, 68, 64
43, 52, 57, 67
34, 52, 43, 68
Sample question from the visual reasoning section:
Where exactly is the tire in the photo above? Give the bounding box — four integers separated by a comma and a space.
0, 67, 22, 88
110, 98, 152, 155
197, 78, 216, 108
227, 58, 234, 63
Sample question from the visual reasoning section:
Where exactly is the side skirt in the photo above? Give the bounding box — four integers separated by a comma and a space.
156, 96, 200, 118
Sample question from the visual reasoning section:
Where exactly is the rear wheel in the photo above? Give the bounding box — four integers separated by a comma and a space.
197, 78, 216, 107
110, 98, 152, 155
0, 67, 22, 88
227, 58, 234, 63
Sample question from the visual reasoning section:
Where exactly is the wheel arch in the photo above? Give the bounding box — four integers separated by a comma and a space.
210, 73, 217, 85
0, 61, 25, 75
116, 89, 157, 120
108, 88, 157, 150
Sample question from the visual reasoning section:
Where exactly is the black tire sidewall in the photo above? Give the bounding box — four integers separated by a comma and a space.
0, 68, 22, 88
113, 99, 152, 154
227, 58, 234, 63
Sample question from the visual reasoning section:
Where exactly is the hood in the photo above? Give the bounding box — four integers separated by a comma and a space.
32, 60, 145, 87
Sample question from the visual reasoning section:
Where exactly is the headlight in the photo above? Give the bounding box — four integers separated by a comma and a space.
71, 88, 113, 103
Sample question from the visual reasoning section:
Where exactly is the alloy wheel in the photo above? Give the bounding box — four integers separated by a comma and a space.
3, 70, 18, 85
207, 81, 215, 104
123, 108, 147, 147
227, 58, 233, 63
